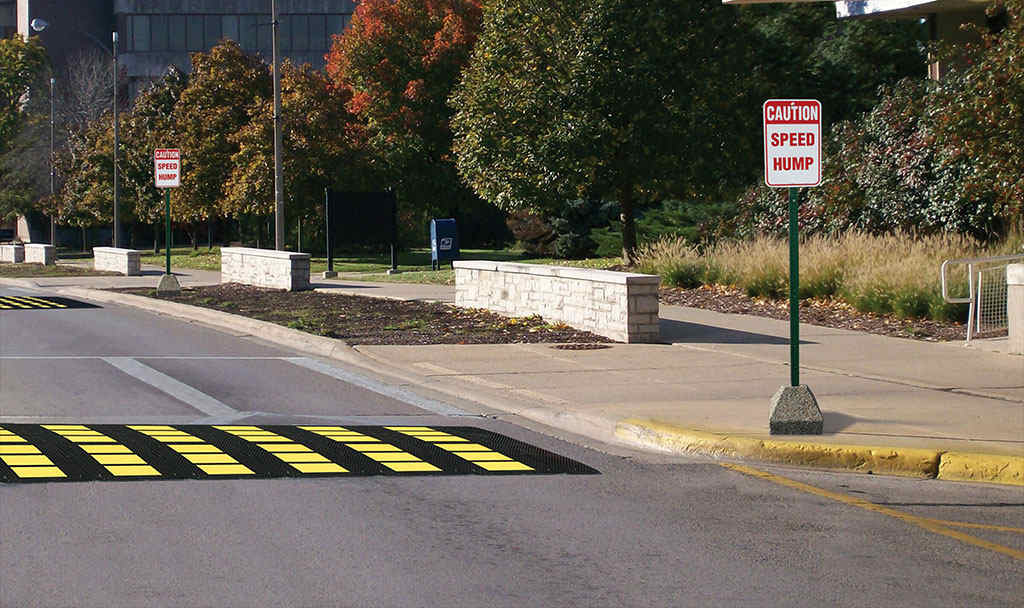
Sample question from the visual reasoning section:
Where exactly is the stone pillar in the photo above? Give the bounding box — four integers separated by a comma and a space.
0, 244, 25, 263
24, 243, 55, 265
1008, 264, 1023, 356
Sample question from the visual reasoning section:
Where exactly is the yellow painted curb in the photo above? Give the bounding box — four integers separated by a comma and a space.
938, 452, 1024, 486
616, 419, 941, 479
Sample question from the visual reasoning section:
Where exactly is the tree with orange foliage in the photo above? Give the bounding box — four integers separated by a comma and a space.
325, 0, 490, 230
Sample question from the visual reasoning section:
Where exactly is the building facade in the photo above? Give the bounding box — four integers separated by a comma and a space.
17, 0, 356, 96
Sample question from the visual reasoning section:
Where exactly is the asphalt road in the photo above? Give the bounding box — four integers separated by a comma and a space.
1, 286, 1021, 608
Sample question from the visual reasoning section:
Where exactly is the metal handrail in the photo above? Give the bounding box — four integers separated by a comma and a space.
940, 253, 1024, 342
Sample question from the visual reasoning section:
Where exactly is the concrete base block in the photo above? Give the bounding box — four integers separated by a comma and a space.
769, 384, 823, 435
321, 271, 338, 279
157, 273, 181, 294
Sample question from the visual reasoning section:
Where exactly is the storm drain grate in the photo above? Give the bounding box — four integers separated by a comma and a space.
551, 343, 613, 351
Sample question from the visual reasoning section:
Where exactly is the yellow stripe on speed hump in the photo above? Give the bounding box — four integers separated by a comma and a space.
0, 425, 598, 483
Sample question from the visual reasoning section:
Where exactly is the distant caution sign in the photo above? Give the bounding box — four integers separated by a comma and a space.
763, 100, 821, 188
154, 148, 180, 188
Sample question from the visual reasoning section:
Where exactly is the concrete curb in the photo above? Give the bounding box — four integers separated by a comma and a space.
615, 419, 1024, 486
22, 284, 1024, 487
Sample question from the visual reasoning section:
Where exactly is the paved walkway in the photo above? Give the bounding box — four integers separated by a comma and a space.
5, 263, 1022, 484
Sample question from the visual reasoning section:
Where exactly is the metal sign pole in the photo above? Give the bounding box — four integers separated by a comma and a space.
788, 186, 799, 387
165, 190, 172, 276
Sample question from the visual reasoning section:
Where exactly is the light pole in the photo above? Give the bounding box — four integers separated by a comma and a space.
29, 19, 57, 246
271, 0, 284, 250
112, 31, 120, 248
49, 76, 55, 246
30, 18, 119, 248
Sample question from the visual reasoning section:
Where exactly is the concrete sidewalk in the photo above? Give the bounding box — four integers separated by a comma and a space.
5, 264, 1022, 485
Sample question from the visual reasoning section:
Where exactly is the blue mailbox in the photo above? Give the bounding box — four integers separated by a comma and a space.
430, 218, 460, 270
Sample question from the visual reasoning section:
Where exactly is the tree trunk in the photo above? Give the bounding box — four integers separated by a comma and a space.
191, 223, 198, 250
207, 218, 213, 251
619, 189, 637, 266
153, 222, 160, 254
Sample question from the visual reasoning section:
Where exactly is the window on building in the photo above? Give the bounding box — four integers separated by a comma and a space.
151, 15, 168, 51
258, 15, 272, 54
187, 15, 204, 51
292, 15, 309, 51
169, 16, 186, 50
131, 15, 150, 52
222, 15, 239, 43
279, 15, 292, 51
240, 15, 258, 51
309, 15, 326, 51
205, 15, 221, 48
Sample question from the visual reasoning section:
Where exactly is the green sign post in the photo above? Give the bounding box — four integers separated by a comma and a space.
155, 149, 181, 294
763, 99, 823, 434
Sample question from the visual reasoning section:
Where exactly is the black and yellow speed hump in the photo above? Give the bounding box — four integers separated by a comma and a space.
0, 296, 98, 310
0, 424, 598, 483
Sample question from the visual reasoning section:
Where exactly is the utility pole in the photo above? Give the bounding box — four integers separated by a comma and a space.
272, 0, 284, 250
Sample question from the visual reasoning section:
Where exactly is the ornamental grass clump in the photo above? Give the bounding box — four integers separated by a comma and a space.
636, 230, 1020, 322
634, 237, 706, 288
706, 236, 787, 299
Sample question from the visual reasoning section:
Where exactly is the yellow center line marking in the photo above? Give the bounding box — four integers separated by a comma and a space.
300, 426, 439, 472
215, 427, 347, 474
128, 425, 251, 476
920, 518, 1024, 534
720, 463, 1024, 561
387, 427, 535, 472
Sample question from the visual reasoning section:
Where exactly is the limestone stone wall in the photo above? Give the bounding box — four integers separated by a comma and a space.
454, 261, 660, 343
1008, 264, 1023, 355
93, 247, 141, 275
0, 244, 24, 263
221, 247, 310, 291
24, 244, 55, 265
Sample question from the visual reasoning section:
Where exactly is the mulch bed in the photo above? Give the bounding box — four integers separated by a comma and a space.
116, 283, 612, 346
116, 280, 988, 346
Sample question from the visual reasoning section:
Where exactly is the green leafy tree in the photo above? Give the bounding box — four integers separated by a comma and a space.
738, 3, 927, 126
452, 0, 761, 264
225, 61, 367, 228
122, 65, 188, 251
0, 34, 49, 224
173, 41, 270, 242
0, 34, 48, 152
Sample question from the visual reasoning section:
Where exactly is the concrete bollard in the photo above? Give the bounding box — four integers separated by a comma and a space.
24, 243, 55, 265
1008, 264, 1023, 355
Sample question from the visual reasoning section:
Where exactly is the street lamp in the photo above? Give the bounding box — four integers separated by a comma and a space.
30, 18, 120, 248
49, 76, 55, 246
29, 19, 57, 246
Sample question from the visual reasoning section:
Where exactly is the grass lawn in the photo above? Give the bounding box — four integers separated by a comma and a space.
0, 262, 119, 278
137, 246, 622, 284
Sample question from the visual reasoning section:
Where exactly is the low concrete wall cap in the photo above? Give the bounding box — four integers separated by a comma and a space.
453, 260, 658, 285
222, 246, 310, 261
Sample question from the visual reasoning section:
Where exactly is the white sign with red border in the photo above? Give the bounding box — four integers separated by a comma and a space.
763, 99, 821, 188
154, 149, 180, 188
